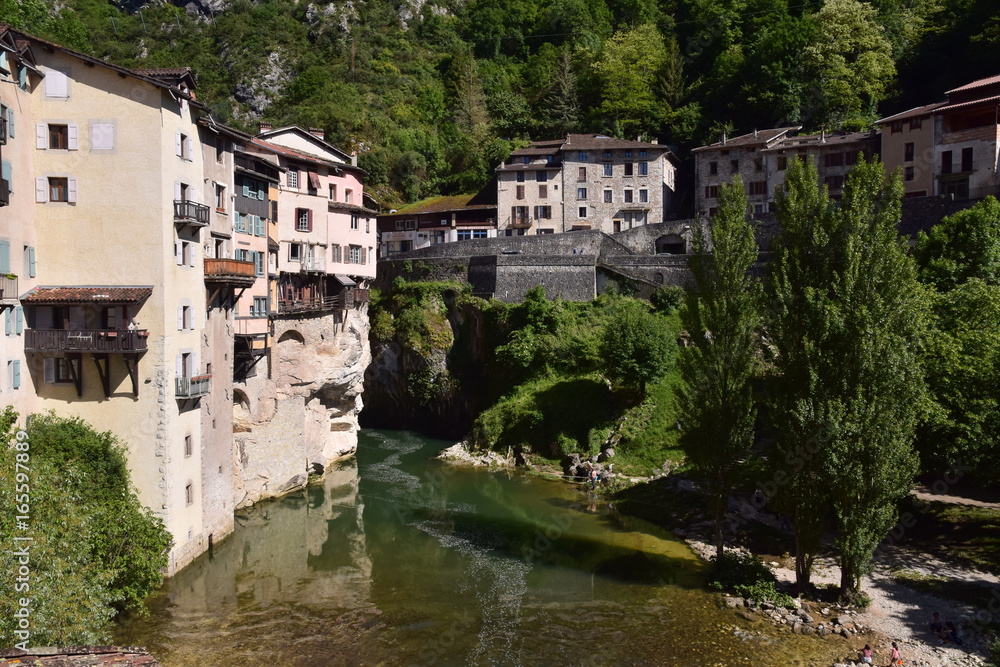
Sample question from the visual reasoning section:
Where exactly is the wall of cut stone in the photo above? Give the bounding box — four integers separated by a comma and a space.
232, 304, 370, 509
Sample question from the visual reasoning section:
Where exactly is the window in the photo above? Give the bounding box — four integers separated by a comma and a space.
184, 435, 192, 457
44, 68, 68, 98
603, 151, 612, 160
904, 166, 915, 181
287, 167, 299, 189
43, 357, 77, 384
176, 132, 192, 160
777, 156, 787, 171
941, 151, 953, 175
2, 160, 10, 195
457, 230, 489, 240
623, 190, 633, 203
538, 184, 547, 198
824, 153, 844, 168
904, 143, 915, 162
4, 307, 21, 336
578, 152, 587, 161
704, 185, 719, 199
748, 181, 767, 196
624, 163, 633, 177
891, 121, 903, 133
23, 246, 35, 278
234, 212, 248, 233
578, 167, 586, 181
48, 177, 69, 202
351, 214, 360, 230
824, 175, 845, 190
48, 124, 67, 149
253, 251, 264, 276
523, 156, 531, 164
345, 189, 353, 204
962, 147, 973, 172
296, 208, 312, 232
754, 158, 763, 172
603, 189, 613, 203
640, 150, 647, 157
215, 136, 225, 163
536, 171, 547, 182
846, 151, 859, 166
331, 244, 342, 263
578, 206, 587, 218
8, 360, 20, 390
349, 245, 363, 263
289, 242, 302, 261
638, 162, 648, 176
603, 163, 613, 177
36, 123, 77, 151
625, 150, 633, 158
709, 161, 718, 175
329, 184, 337, 200
516, 171, 525, 183
516, 185, 525, 200
252, 296, 267, 317
185, 483, 194, 506
910, 117, 922, 130
534, 206, 552, 219
639, 189, 648, 203
178, 305, 194, 330
577, 187, 587, 200
87, 121, 114, 150
215, 184, 226, 212
513, 206, 527, 221
728, 159, 737, 174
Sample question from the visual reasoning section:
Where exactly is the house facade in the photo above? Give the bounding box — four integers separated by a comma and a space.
496, 134, 679, 236
764, 130, 880, 201
875, 103, 942, 198
377, 194, 498, 256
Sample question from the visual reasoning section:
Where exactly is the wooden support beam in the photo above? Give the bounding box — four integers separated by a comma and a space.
123, 355, 139, 398
68, 353, 82, 397
91, 353, 111, 399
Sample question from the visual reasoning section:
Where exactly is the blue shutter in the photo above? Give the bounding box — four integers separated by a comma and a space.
1, 162, 10, 193
255, 215, 264, 236
255, 251, 264, 276
12, 360, 20, 389
243, 183, 249, 197
15, 307, 22, 334
0, 240, 9, 274
4, 309, 10, 336
6, 108, 12, 138
27, 247, 35, 278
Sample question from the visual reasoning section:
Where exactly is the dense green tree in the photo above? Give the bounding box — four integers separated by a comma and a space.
801, 0, 895, 128
0, 411, 172, 645
915, 196, 1000, 291
592, 23, 668, 137
600, 299, 676, 397
678, 175, 762, 561
768, 157, 927, 599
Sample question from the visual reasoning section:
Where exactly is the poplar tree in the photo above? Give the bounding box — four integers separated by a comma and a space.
768, 157, 927, 599
679, 175, 762, 562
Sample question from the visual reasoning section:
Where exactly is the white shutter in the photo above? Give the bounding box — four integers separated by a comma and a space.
188, 243, 195, 267
175, 131, 182, 157
175, 241, 182, 266
190, 352, 198, 376
184, 136, 193, 161
174, 181, 182, 202
189, 307, 196, 329
176, 354, 184, 379
177, 306, 184, 331
35, 124, 46, 150
67, 177, 77, 203
189, 187, 200, 204
67, 124, 78, 150
35, 177, 47, 203
43, 358, 54, 384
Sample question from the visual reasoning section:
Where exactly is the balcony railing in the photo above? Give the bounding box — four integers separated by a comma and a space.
204, 258, 256, 284
174, 199, 210, 226
275, 295, 342, 314
300, 255, 326, 273
176, 374, 211, 398
0, 115, 6, 145
509, 218, 532, 229
0, 178, 8, 207
0, 274, 17, 304
25, 328, 149, 353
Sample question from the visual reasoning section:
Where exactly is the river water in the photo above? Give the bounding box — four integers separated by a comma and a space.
115, 430, 842, 666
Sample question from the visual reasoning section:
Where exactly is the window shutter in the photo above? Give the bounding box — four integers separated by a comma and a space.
185, 136, 193, 161
256, 216, 264, 236
67, 177, 77, 203
175, 241, 183, 265
176, 354, 184, 378
174, 181, 182, 202
361, 247, 367, 264
4, 309, 11, 336
1, 161, 10, 192
189, 308, 196, 330
67, 124, 78, 150
7, 109, 13, 138
175, 131, 182, 157
0, 240, 9, 275
177, 306, 184, 330
36, 124, 46, 150
242, 183, 249, 197
35, 178, 46, 203
15, 307, 23, 334
43, 358, 54, 384
27, 247, 35, 278
188, 243, 195, 267
307, 209, 313, 232
12, 360, 20, 389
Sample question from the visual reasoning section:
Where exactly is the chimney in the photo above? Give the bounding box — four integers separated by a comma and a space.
309, 127, 325, 141
351, 151, 358, 167
650, 138, 658, 145
258, 122, 272, 134
821, 129, 826, 144
721, 132, 727, 145
753, 128, 758, 138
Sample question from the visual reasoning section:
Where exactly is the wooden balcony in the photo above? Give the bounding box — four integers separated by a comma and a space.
25, 328, 149, 353
0, 178, 8, 207
204, 258, 256, 286
509, 218, 532, 229
174, 199, 210, 226
0, 274, 17, 304
176, 374, 211, 398
275, 294, 343, 314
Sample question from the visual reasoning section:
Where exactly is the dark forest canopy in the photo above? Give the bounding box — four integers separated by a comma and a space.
4, 0, 998, 207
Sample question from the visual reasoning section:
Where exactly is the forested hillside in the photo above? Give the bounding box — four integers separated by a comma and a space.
3, 0, 998, 207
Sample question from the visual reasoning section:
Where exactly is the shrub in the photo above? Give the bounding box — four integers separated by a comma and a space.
709, 550, 794, 608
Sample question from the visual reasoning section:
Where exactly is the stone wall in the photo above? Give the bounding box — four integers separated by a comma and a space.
493, 255, 596, 302
232, 304, 370, 509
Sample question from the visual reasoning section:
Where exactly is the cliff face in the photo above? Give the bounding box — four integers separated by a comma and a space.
361, 292, 488, 439
232, 307, 370, 508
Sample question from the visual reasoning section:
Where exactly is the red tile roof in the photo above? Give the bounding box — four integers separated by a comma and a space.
22, 287, 153, 304
947, 74, 1000, 95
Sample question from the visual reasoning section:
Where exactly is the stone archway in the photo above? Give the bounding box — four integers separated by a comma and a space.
655, 233, 687, 255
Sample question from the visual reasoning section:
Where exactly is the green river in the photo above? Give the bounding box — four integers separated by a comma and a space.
115, 430, 844, 666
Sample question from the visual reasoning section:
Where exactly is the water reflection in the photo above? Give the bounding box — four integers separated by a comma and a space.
116, 430, 842, 666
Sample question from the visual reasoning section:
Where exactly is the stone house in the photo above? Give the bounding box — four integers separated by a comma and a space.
377, 192, 497, 256
875, 102, 943, 198
496, 134, 680, 235
763, 130, 880, 201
